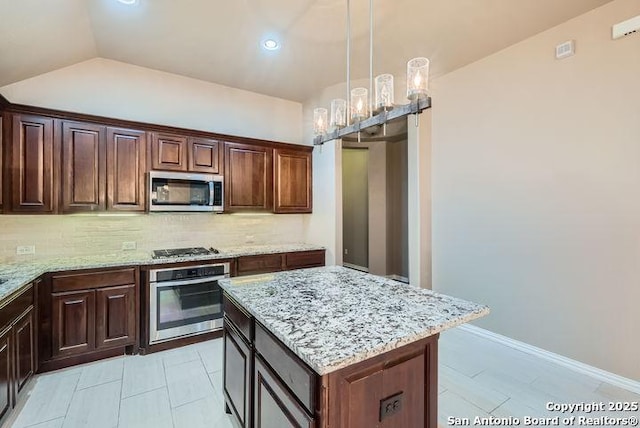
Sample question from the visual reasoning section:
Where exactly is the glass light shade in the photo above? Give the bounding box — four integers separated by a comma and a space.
330, 98, 347, 128
375, 74, 395, 111
350, 87, 369, 121
407, 57, 430, 100
313, 107, 328, 135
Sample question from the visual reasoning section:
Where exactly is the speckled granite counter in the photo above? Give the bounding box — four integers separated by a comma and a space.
219, 266, 489, 375
0, 243, 324, 303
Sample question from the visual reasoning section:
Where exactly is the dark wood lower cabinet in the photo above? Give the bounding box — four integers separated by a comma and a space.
52, 290, 95, 358
40, 268, 139, 372
13, 307, 34, 395
0, 327, 11, 420
223, 320, 252, 428
0, 284, 36, 425
254, 355, 315, 428
95, 284, 136, 349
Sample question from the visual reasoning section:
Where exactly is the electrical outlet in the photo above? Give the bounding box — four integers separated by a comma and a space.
122, 241, 137, 251
16, 245, 36, 255
344, 248, 349, 255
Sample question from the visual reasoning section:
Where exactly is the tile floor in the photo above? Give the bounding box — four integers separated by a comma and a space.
3, 328, 639, 427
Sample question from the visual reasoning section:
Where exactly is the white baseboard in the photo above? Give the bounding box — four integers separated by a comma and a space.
458, 324, 640, 395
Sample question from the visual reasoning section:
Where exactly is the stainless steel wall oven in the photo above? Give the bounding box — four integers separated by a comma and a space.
149, 262, 230, 344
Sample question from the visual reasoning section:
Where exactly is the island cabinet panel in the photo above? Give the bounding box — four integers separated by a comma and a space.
95, 284, 136, 349
254, 323, 316, 414
323, 335, 438, 428
223, 294, 253, 342
224, 142, 273, 212
223, 320, 252, 428
106, 127, 147, 211
274, 148, 312, 214
188, 137, 222, 174
9, 114, 56, 213
254, 355, 315, 428
61, 121, 107, 213
151, 132, 188, 171
0, 328, 10, 420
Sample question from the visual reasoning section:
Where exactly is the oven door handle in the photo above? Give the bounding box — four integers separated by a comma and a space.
151, 275, 228, 288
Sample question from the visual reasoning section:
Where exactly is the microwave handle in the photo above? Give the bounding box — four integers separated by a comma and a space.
209, 181, 214, 206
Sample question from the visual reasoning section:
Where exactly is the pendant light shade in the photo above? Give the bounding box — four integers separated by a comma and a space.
374, 74, 394, 111
407, 57, 430, 100
350, 87, 369, 121
330, 99, 347, 128
313, 108, 328, 135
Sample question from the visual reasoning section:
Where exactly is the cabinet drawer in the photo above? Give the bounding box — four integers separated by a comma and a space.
285, 250, 325, 270
236, 254, 284, 276
254, 322, 316, 415
52, 268, 136, 292
254, 354, 315, 427
223, 293, 253, 343
0, 284, 34, 331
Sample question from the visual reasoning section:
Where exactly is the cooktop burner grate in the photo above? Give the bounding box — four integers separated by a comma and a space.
152, 247, 219, 259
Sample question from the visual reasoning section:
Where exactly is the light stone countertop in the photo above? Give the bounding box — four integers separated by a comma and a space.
0, 243, 324, 303
219, 266, 490, 375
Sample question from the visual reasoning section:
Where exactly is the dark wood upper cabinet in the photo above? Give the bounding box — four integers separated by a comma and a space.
151, 132, 188, 171
106, 127, 147, 211
274, 148, 312, 214
188, 137, 222, 174
61, 121, 106, 213
225, 142, 273, 212
10, 114, 56, 213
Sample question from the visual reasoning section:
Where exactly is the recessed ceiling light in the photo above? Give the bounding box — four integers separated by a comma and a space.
263, 39, 280, 51
117, 0, 138, 5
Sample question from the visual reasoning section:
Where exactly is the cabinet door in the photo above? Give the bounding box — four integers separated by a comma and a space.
61, 121, 107, 213
151, 133, 187, 171
95, 284, 136, 349
52, 290, 95, 357
10, 114, 56, 213
106, 127, 147, 211
0, 327, 11, 420
254, 354, 314, 428
13, 306, 34, 395
188, 137, 221, 173
236, 254, 284, 276
274, 148, 312, 213
223, 321, 252, 428
224, 142, 273, 212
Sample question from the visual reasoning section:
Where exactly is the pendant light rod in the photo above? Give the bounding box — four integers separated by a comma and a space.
369, 0, 374, 118
346, 0, 351, 126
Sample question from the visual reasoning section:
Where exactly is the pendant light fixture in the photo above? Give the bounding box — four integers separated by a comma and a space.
313, 0, 432, 146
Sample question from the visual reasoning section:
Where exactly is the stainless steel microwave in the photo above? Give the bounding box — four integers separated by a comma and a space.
149, 171, 224, 212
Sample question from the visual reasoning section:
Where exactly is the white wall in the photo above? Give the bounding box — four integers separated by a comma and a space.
432, 0, 640, 380
0, 58, 302, 144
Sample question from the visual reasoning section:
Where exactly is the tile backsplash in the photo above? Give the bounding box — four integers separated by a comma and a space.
0, 213, 308, 263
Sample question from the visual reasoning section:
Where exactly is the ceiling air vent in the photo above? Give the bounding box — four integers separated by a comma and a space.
612, 15, 640, 40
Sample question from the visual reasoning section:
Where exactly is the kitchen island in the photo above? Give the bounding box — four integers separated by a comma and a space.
219, 266, 489, 428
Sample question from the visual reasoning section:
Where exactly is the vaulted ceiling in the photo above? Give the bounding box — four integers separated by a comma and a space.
0, 0, 613, 102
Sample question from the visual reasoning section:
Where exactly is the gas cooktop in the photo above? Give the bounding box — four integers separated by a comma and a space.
152, 247, 220, 259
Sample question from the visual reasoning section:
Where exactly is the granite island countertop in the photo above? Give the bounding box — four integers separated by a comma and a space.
219, 266, 489, 375
0, 243, 324, 303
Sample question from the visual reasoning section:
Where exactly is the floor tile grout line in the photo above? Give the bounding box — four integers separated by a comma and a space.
121, 384, 167, 401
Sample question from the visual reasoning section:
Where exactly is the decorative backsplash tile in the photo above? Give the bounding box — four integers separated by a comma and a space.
0, 213, 307, 263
